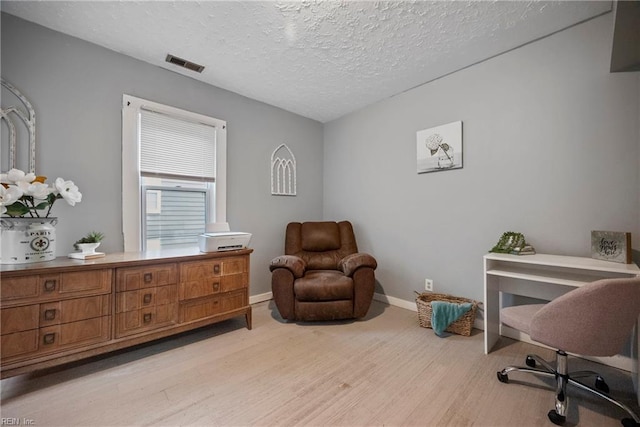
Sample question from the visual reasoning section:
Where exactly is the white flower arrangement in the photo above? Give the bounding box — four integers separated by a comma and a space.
0, 168, 82, 217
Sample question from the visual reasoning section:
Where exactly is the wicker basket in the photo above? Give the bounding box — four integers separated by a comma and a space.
415, 292, 478, 336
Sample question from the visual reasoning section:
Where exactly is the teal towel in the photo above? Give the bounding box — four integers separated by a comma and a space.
431, 301, 472, 336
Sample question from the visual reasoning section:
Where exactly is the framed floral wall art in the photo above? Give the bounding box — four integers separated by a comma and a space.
417, 121, 463, 174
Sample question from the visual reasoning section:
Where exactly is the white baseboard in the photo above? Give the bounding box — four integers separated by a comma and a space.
373, 292, 417, 311
250, 292, 273, 305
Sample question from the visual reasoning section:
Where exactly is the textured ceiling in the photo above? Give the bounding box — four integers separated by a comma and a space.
2, 1, 612, 123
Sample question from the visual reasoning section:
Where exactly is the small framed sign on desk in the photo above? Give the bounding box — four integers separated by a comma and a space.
591, 230, 632, 264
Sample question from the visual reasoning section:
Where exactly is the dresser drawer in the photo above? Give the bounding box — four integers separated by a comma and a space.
0, 276, 39, 303
1, 295, 110, 334
179, 290, 247, 324
1, 269, 112, 305
115, 303, 178, 338
1, 305, 39, 335
39, 316, 111, 354
221, 290, 247, 312
179, 277, 221, 301
116, 284, 177, 313
39, 295, 111, 327
1, 316, 111, 362
116, 264, 177, 292
220, 273, 248, 293
180, 259, 221, 280
1, 330, 39, 360
179, 295, 222, 323
222, 257, 247, 275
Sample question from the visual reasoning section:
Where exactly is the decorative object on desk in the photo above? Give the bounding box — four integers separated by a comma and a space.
415, 291, 478, 336
69, 231, 105, 259
0, 217, 57, 264
73, 230, 104, 250
1, 169, 82, 264
417, 121, 463, 173
271, 143, 296, 196
489, 231, 536, 255
590, 230, 632, 264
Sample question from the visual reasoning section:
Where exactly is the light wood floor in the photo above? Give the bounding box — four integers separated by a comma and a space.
1, 300, 639, 426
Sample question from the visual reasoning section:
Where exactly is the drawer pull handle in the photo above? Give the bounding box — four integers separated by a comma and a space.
143, 313, 152, 323
43, 333, 56, 345
43, 280, 57, 292
144, 273, 153, 283
44, 309, 56, 320
212, 282, 220, 292
143, 293, 152, 304
213, 265, 220, 274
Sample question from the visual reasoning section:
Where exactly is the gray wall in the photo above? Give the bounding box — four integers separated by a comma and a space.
1, 13, 324, 296
3, 11, 638, 305
324, 13, 640, 304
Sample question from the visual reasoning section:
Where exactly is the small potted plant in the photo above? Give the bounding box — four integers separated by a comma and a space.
74, 231, 105, 254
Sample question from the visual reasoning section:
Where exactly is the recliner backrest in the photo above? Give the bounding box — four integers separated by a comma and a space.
285, 221, 358, 270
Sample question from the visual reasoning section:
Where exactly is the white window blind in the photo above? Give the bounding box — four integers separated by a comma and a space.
140, 109, 217, 181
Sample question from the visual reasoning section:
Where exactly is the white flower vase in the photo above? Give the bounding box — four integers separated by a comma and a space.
437, 147, 455, 169
1, 217, 57, 264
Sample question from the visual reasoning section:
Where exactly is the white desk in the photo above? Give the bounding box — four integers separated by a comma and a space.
483, 253, 640, 404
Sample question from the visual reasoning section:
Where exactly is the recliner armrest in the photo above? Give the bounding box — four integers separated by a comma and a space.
269, 255, 306, 278
339, 253, 377, 277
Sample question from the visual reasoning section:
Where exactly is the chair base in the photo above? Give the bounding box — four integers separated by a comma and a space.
497, 350, 640, 426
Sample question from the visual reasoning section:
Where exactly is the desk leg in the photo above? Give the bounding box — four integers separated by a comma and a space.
484, 275, 500, 354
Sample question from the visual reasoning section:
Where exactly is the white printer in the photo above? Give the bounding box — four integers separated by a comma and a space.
198, 222, 252, 253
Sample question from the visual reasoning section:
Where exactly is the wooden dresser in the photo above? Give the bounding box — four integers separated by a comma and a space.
0, 248, 252, 378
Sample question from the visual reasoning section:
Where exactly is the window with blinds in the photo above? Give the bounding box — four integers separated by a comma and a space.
122, 95, 227, 252
140, 109, 217, 181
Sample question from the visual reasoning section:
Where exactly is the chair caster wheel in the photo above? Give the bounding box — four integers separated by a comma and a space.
497, 371, 509, 383
525, 356, 536, 368
548, 410, 566, 425
621, 418, 640, 427
595, 376, 610, 393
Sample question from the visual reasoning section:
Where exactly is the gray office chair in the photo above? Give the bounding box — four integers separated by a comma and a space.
496, 277, 640, 426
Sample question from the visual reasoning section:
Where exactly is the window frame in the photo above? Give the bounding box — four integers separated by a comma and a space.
122, 94, 227, 252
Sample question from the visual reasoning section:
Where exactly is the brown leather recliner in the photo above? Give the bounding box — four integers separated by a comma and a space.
269, 221, 377, 321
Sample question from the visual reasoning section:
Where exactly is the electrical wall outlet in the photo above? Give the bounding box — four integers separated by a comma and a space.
424, 278, 433, 292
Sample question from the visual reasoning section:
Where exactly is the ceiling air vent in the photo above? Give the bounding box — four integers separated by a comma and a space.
165, 54, 205, 73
